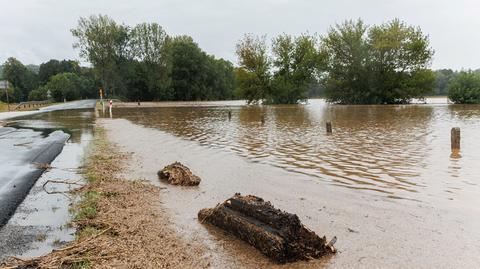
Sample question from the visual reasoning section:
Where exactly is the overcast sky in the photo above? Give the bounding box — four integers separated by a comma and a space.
0, 0, 478, 70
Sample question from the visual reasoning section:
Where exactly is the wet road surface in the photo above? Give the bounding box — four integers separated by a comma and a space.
0, 103, 96, 261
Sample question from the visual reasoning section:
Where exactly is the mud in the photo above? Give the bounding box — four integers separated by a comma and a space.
101, 114, 480, 268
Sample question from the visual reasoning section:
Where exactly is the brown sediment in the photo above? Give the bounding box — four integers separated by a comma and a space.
1, 126, 209, 269
158, 162, 201, 186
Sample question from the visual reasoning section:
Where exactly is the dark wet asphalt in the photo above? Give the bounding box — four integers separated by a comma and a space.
0, 103, 96, 261
0, 99, 97, 227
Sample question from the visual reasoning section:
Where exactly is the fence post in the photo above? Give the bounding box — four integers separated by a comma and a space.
451, 127, 460, 151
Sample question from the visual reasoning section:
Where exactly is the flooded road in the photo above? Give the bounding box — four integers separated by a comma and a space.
0, 109, 94, 261
102, 98, 480, 268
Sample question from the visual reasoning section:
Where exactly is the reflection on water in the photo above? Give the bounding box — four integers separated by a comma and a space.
110, 99, 480, 202
7, 109, 95, 143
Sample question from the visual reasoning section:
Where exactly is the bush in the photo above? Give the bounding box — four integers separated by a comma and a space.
448, 71, 480, 104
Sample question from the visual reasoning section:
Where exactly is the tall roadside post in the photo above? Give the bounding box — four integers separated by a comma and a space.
100, 87, 105, 113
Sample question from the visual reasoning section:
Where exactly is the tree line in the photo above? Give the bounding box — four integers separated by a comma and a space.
1, 16, 479, 104
70, 15, 235, 101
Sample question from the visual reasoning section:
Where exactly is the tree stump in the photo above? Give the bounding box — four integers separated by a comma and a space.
157, 162, 201, 186
198, 194, 336, 263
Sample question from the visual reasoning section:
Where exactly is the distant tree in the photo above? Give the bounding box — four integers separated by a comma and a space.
130, 23, 171, 100
235, 34, 271, 104
270, 34, 321, 104
322, 19, 435, 104
41, 73, 83, 102
368, 19, 435, 103
321, 20, 370, 104
2, 57, 38, 101
434, 69, 455, 95
71, 14, 130, 98
38, 59, 81, 84
448, 71, 480, 104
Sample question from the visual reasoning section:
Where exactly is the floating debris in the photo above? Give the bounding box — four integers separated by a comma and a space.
157, 162, 201, 186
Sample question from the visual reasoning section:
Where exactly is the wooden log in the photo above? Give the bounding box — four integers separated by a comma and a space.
198, 194, 335, 263
451, 127, 460, 151
326, 122, 332, 133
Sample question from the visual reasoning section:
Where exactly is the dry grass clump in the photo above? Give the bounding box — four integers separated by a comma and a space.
1, 126, 208, 269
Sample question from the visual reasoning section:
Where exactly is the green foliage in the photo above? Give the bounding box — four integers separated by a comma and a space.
270, 34, 320, 104
70, 15, 235, 102
39, 59, 81, 84
235, 34, 271, 103
71, 14, 130, 97
448, 71, 480, 104
322, 19, 435, 104
38, 72, 94, 102
168, 36, 235, 101
2, 57, 39, 101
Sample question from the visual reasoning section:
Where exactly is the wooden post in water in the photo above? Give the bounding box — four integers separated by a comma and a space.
326, 122, 332, 134
228, 110, 232, 121
451, 127, 460, 151
261, 115, 265, 125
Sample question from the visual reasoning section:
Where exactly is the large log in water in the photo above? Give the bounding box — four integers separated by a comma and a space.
198, 194, 336, 263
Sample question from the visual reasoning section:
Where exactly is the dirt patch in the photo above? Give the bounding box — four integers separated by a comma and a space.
158, 162, 201, 186
1, 126, 209, 268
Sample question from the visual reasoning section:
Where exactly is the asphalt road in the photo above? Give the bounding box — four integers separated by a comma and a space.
0, 99, 97, 121
0, 99, 97, 227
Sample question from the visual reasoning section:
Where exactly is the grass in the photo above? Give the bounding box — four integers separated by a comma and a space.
0, 102, 8, 112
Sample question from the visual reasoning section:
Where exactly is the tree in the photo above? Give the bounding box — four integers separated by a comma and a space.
322, 19, 435, 104
42, 73, 83, 102
130, 23, 171, 100
235, 34, 271, 104
71, 14, 130, 98
38, 59, 81, 84
321, 20, 372, 104
2, 57, 39, 101
270, 34, 321, 104
368, 19, 435, 103
448, 71, 480, 104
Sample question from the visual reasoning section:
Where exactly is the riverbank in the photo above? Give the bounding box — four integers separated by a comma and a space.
1, 124, 209, 268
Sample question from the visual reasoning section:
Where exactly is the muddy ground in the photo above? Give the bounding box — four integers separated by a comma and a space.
101, 118, 480, 268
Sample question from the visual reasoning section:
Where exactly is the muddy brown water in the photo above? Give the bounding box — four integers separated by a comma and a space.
101, 98, 480, 268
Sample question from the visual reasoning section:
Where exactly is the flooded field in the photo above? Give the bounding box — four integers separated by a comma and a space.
103, 98, 480, 268
111, 99, 480, 204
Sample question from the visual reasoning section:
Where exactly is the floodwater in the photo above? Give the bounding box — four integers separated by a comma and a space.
0, 109, 94, 261
102, 98, 480, 268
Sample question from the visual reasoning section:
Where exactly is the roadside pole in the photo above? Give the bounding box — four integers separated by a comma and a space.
3, 81, 10, 111
100, 88, 105, 114
109, 99, 113, 118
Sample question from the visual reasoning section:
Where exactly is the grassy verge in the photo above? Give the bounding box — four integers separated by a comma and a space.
0, 102, 9, 112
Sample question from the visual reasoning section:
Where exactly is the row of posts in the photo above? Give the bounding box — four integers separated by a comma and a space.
226, 111, 461, 153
